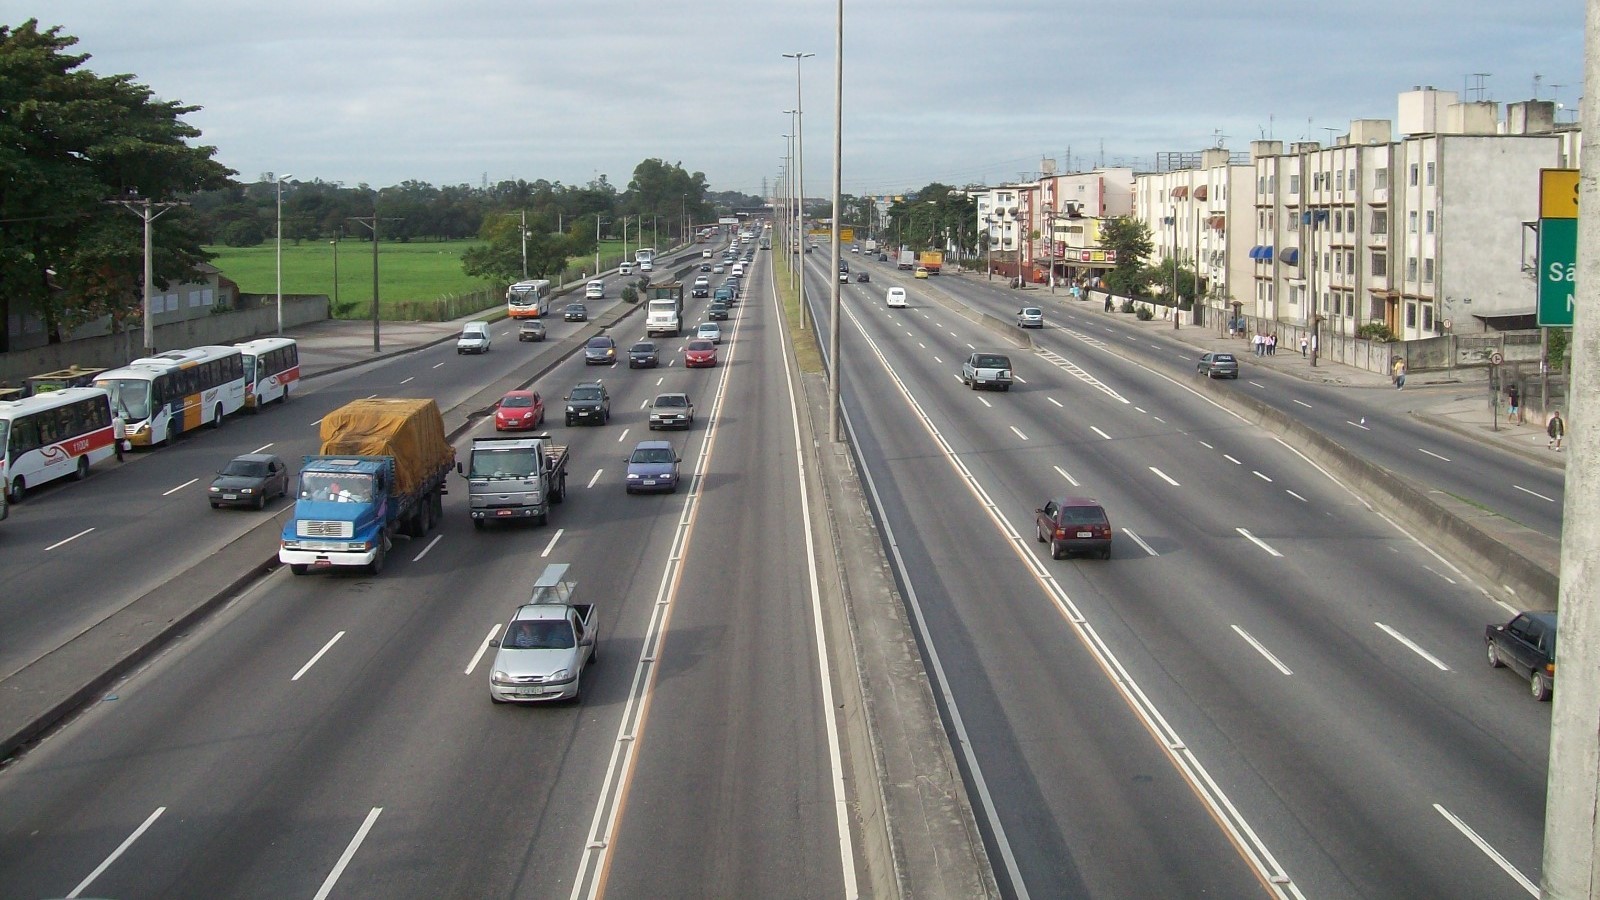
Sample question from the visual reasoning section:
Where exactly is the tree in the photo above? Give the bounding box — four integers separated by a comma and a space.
461, 213, 573, 283
0, 20, 233, 348
1098, 217, 1153, 297
1145, 257, 1199, 307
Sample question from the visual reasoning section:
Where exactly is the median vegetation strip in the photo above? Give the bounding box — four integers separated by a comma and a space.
773, 253, 824, 374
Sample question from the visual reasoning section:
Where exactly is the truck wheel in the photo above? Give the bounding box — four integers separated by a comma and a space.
552, 475, 566, 503
8, 477, 24, 503
290, 564, 308, 576
432, 489, 443, 519
368, 544, 386, 576
419, 497, 433, 533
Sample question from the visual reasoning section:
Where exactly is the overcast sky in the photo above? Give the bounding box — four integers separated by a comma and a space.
31, 1, 1586, 198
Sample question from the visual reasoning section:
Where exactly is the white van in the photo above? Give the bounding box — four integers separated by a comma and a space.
585, 279, 605, 300
731, 262, 746, 277
886, 287, 907, 308
457, 321, 492, 354
619, 262, 634, 276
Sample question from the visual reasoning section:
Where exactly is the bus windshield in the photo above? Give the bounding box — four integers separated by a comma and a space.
99, 379, 153, 422
0, 420, 8, 457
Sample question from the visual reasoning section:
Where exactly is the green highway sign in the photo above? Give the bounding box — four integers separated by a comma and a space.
1539, 216, 1576, 328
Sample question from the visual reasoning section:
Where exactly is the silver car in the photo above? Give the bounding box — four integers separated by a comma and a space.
1016, 307, 1044, 328
648, 392, 695, 430
488, 602, 598, 703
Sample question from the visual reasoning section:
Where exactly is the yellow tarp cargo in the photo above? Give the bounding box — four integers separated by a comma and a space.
318, 398, 454, 497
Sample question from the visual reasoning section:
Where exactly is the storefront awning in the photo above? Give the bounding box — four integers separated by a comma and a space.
1279, 247, 1300, 265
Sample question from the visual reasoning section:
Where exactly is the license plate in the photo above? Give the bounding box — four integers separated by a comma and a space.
1076, 531, 1093, 538
643, 480, 656, 486
496, 510, 514, 517
312, 559, 332, 569
515, 686, 544, 696
223, 493, 238, 500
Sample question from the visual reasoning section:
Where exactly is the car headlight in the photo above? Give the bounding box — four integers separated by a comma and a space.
492, 670, 510, 683
240, 487, 255, 494
209, 485, 221, 492
627, 473, 641, 480
547, 668, 573, 683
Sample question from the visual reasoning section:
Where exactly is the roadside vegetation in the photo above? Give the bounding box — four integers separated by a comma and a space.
771, 251, 824, 374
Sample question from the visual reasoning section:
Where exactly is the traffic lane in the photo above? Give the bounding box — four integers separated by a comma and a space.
838, 367, 1273, 898
0, 400, 713, 899
603, 276, 851, 897
843, 292, 1547, 895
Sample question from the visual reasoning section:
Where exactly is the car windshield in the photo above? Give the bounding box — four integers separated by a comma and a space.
974, 355, 1010, 368
1060, 506, 1108, 525
571, 387, 602, 401
222, 459, 270, 478
631, 447, 676, 464
586, 337, 612, 349
631, 343, 656, 353
654, 395, 687, 408
502, 619, 575, 650
470, 448, 538, 479
688, 340, 713, 351
501, 396, 535, 409
567, 304, 585, 313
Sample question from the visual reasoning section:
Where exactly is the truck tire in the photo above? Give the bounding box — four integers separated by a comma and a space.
418, 496, 433, 534
432, 489, 443, 520
552, 474, 566, 503
473, 518, 485, 530
368, 543, 386, 576
290, 564, 308, 576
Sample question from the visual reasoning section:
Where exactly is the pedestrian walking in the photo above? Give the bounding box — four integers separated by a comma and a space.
1508, 385, 1521, 424
1300, 335, 1308, 358
112, 414, 126, 462
1268, 333, 1278, 356
1392, 358, 1407, 389
1252, 332, 1262, 357
1548, 409, 1566, 450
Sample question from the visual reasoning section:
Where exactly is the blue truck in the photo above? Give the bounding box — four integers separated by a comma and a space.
280, 398, 454, 576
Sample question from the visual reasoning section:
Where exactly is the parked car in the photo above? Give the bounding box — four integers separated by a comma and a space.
1486, 611, 1558, 701
648, 392, 695, 430
625, 440, 682, 494
684, 340, 718, 368
457, 321, 492, 354
583, 335, 617, 365
1197, 352, 1240, 379
518, 320, 547, 342
564, 303, 589, 322
209, 453, 290, 510
886, 287, 907, 309
1034, 497, 1113, 559
1016, 307, 1044, 328
695, 322, 723, 344
628, 341, 660, 368
564, 381, 610, 425
494, 390, 546, 431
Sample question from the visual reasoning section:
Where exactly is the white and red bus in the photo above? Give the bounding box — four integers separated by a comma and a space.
95, 345, 247, 448
506, 279, 553, 319
236, 337, 300, 409
0, 387, 117, 502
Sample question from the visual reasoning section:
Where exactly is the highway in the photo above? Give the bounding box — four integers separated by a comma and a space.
800, 248, 1550, 898
0, 239, 860, 898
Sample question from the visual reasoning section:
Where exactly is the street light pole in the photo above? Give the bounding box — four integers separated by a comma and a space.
276, 173, 293, 334
114, 195, 184, 357
520, 208, 529, 280
827, 3, 843, 442
784, 52, 814, 312
330, 231, 340, 312
595, 216, 608, 276
1170, 208, 1180, 330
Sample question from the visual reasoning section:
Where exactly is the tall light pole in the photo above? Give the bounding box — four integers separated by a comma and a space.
1170, 208, 1180, 330
519, 209, 529, 279
826, 12, 842, 443
595, 216, 608, 276
275, 173, 293, 334
784, 111, 799, 291
114, 195, 184, 357
330, 230, 340, 312
784, 52, 814, 311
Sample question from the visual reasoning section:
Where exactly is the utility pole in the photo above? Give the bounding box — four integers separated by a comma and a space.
348, 210, 400, 353
114, 196, 185, 357
1543, 3, 1600, 894
827, 10, 842, 442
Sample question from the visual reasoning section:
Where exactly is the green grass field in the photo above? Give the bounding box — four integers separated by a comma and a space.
205, 239, 631, 320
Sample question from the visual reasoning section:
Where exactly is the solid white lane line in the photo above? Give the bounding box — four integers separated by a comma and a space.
1232, 625, 1293, 675
1223, 455, 1242, 465
1292, 399, 1312, 408
292, 631, 345, 682
1010, 426, 1029, 441
412, 534, 443, 562
1513, 484, 1556, 502
1253, 471, 1273, 482
163, 478, 198, 496
1374, 622, 1451, 671
1053, 465, 1079, 487
586, 469, 603, 489
1149, 467, 1180, 486
1047, 397, 1063, 408
541, 528, 564, 558
465, 625, 498, 674
978, 397, 993, 408
313, 808, 384, 900
1090, 426, 1111, 440
1433, 804, 1539, 897
67, 806, 166, 899
1347, 419, 1371, 431
432, 362, 445, 369
251, 442, 275, 453
616, 428, 629, 443
1236, 528, 1282, 557
400, 376, 414, 384
45, 528, 95, 552
1124, 528, 1158, 557
1286, 490, 1308, 502
1418, 447, 1452, 462
1198, 440, 1214, 449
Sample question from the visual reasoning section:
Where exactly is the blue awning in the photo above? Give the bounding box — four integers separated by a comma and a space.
1279, 247, 1299, 265
1252, 246, 1273, 261
1249, 246, 1263, 259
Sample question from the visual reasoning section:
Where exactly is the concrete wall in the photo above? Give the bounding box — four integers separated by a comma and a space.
0, 296, 328, 385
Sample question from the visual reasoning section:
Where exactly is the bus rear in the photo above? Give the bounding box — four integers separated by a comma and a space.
236, 337, 300, 408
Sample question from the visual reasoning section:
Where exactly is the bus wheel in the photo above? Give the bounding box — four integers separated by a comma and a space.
211, 404, 224, 428
280, 383, 291, 405
7, 478, 23, 503
73, 456, 90, 481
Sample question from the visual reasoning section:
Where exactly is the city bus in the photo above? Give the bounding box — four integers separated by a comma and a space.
506, 279, 553, 319
634, 247, 656, 271
236, 337, 301, 409
94, 345, 247, 448
0, 386, 116, 502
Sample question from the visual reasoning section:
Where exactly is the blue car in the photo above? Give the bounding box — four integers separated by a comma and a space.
625, 440, 681, 494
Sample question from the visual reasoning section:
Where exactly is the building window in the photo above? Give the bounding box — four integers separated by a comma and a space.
1346, 251, 1355, 273
1423, 258, 1434, 283
1406, 302, 1417, 328
1290, 173, 1300, 193
1426, 162, 1435, 185
1375, 168, 1389, 190
1372, 252, 1387, 277
1422, 304, 1434, 331
1335, 253, 1343, 275
1371, 210, 1388, 233
1258, 176, 1265, 195
1347, 210, 1356, 232
1409, 163, 1419, 186
1406, 257, 1418, 280
1347, 168, 1355, 189
1336, 170, 1344, 191
1408, 211, 1418, 233
1425, 210, 1435, 233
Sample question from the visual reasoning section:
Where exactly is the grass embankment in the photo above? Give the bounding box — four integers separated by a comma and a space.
205, 239, 631, 321
771, 250, 824, 374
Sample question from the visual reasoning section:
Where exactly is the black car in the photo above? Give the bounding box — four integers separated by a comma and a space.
878, 253, 889, 262
564, 381, 611, 426
700, 263, 712, 272
209, 453, 290, 510
707, 301, 730, 321
628, 341, 660, 368
856, 271, 870, 283
564, 303, 589, 322
583, 335, 617, 365
1197, 352, 1239, 379
1487, 611, 1557, 701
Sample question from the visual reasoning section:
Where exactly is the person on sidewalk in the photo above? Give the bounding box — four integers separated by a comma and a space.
1268, 333, 1278, 356
1508, 385, 1521, 425
1548, 409, 1566, 450
1300, 335, 1308, 358
1392, 358, 1407, 389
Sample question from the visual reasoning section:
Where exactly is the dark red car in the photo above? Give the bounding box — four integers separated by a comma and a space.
1034, 497, 1113, 559
684, 339, 718, 368
494, 390, 546, 431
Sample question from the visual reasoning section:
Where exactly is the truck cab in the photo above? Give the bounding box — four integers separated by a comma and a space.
644, 282, 685, 337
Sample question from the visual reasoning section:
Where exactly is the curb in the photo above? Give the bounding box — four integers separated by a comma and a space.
1408, 408, 1567, 472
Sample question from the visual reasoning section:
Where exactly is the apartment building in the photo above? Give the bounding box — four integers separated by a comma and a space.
974, 168, 1134, 284
1133, 150, 1254, 313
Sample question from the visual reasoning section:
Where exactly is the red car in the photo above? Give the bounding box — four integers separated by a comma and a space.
684, 339, 718, 368
494, 390, 546, 431
1034, 496, 1113, 559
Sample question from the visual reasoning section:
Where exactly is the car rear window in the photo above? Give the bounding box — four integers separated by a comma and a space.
1060, 506, 1108, 525
1214, 354, 1236, 362
974, 355, 1011, 368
